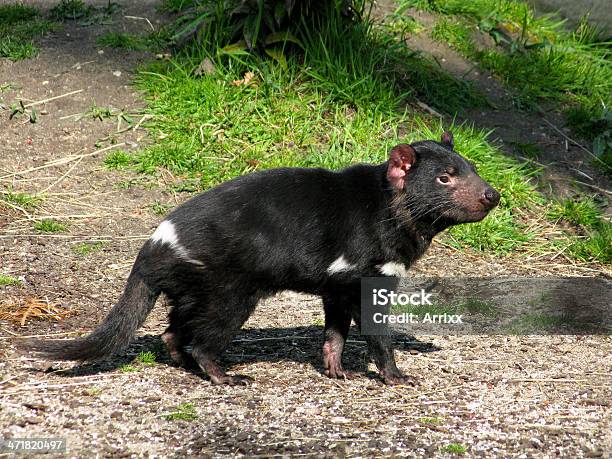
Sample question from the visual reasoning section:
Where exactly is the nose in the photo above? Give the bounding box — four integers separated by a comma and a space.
480, 187, 500, 208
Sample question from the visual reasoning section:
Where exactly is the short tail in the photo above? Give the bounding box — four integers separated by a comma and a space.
26, 268, 160, 361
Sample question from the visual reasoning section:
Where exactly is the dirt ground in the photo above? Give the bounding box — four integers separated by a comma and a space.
0, 2, 610, 458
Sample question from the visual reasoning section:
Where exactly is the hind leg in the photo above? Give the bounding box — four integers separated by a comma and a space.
322, 294, 354, 379
162, 305, 195, 367
161, 327, 196, 368
189, 292, 259, 386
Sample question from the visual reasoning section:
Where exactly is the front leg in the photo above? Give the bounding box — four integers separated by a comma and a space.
363, 334, 416, 385
352, 306, 416, 386
322, 295, 354, 379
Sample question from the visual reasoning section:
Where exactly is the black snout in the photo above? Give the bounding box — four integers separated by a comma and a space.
480, 187, 500, 209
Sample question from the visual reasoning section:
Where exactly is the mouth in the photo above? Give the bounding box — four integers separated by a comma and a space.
443, 206, 491, 223
463, 209, 490, 222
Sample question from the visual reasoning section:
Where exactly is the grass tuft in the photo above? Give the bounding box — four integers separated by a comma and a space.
97, 31, 171, 52
34, 219, 68, 233
97, 32, 147, 50
440, 443, 468, 454
50, 0, 93, 20
73, 242, 104, 256
418, 416, 443, 424
118, 364, 138, 373
548, 197, 602, 227
1, 189, 43, 209
163, 403, 198, 421
147, 202, 172, 216
104, 150, 134, 169
136, 351, 157, 366
0, 274, 21, 286
0, 3, 55, 61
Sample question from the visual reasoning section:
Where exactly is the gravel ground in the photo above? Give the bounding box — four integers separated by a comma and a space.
1, 1, 610, 458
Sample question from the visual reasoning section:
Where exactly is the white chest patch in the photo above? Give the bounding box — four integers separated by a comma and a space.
150, 220, 204, 266
327, 255, 356, 275
378, 261, 408, 277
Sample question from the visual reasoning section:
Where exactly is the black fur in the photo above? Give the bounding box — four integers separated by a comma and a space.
27, 133, 499, 385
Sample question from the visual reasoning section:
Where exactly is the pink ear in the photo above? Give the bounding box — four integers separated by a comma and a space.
387, 144, 416, 190
441, 131, 454, 149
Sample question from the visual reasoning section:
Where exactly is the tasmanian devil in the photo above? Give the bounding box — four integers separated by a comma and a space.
28, 131, 499, 385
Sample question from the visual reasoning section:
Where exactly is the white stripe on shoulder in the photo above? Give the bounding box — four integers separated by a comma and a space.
327, 255, 356, 275
150, 220, 204, 266
378, 261, 407, 277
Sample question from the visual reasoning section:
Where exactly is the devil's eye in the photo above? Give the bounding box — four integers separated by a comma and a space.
437, 175, 450, 184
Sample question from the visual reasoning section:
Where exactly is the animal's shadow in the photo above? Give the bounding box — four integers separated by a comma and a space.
36, 326, 440, 383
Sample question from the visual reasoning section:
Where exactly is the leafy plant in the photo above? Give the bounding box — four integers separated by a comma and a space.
147, 202, 172, 216
169, 0, 338, 54
50, 0, 94, 20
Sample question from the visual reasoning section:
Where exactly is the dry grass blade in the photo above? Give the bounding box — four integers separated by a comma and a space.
0, 296, 71, 326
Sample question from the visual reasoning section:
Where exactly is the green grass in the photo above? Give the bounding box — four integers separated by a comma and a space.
457, 298, 499, 316
505, 313, 594, 334
548, 197, 602, 227
0, 274, 21, 286
73, 242, 104, 256
118, 351, 158, 373
158, 0, 197, 13
135, 351, 157, 366
120, 0, 610, 264
34, 219, 68, 233
97, 31, 171, 52
511, 141, 544, 159
564, 222, 611, 263
1, 189, 43, 209
0, 4, 55, 61
97, 32, 147, 51
163, 402, 198, 421
84, 386, 102, 396
118, 364, 139, 373
418, 416, 443, 424
104, 150, 134, 169
147, 202, 172, 216
50, 0, 93, 20
403, 0, 612, 170
548, 197, 611, 263
440, 443, 468, 454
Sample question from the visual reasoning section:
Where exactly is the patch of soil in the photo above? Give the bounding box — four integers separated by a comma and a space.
1, 2, 610, 458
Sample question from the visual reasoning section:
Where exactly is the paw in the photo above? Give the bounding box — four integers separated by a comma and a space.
210, 374, 254, 386
380, 370, 417, 386
324, 367, 357, 380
